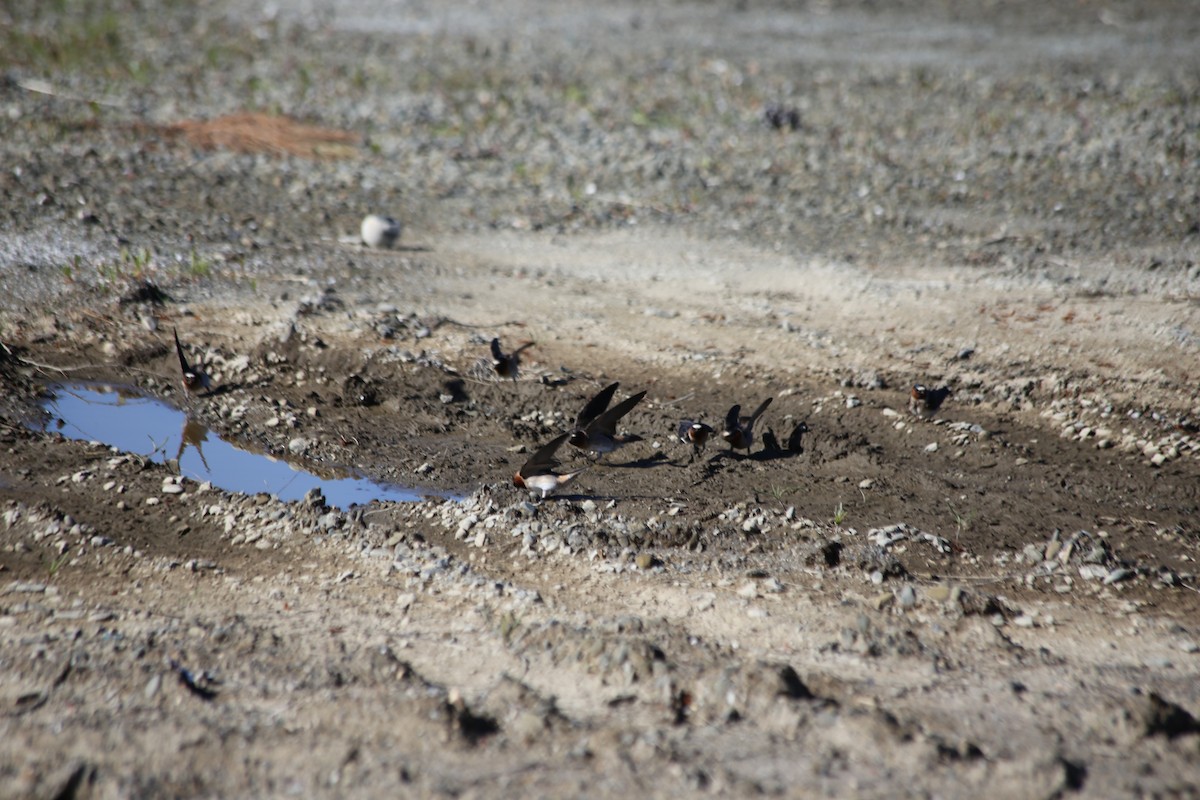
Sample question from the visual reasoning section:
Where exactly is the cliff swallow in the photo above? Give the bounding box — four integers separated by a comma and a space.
173, 328, 212, 395
569, 385, 647, 457
490, 337, 534, 381
910, 384, 951, 419
786, 421, 810, 454
513, 432, 584, 499
722, 397, 773, 454
676, 420, 715, 463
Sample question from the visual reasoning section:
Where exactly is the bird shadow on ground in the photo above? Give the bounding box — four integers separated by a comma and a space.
200, 383, 239, 399
706, 447, 802, 465
355, 244, 433, 254
604, 452, 674, 470
521, 492, 669, 505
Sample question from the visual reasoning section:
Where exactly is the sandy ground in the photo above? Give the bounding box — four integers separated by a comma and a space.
2, 1, 1200, 797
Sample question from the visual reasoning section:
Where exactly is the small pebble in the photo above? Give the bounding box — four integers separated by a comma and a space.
925, 585, 952, 602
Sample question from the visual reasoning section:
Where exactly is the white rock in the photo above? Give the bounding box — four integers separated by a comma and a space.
361, 214, 402, 248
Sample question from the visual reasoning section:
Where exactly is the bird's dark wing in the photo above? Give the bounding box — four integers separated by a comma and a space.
490, 338, 505, 364
723, 404, 741, 434
519, 432, 571, 478
173, 327, 191, 373
576, 382, 620, 429
748, 397, 774, 423
587, 390, 646, 436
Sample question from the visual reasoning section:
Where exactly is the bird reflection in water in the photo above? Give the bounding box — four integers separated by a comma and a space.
175, 418, 212, 474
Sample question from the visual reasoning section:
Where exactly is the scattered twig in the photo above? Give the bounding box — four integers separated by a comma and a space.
655, 391, 696, 407
431, 317, 527, 331
13, 357, 102, 375
17, 77, 125, 108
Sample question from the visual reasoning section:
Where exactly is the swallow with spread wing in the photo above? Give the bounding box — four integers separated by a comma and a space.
490, 337, 534, 381
569, 386, 647, 457
722, 397, 773, 454
513, 432, 585, 499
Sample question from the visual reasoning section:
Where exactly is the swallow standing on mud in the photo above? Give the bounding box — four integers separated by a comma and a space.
722, 397, 773, 454
490, 337, 534, 381
513, 432, 585, 499
676, 420, 715, 463
786, 421, 810, 454
173, 327, 212, 395
568, 384, 647, 457
909, 384, 951, 419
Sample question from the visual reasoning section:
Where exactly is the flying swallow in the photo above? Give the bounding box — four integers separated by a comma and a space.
569, 387, 647, 457
909, 384, 951, 419
490, 337, 534, 381
722, 397, 773, 454
676, 420, 715, 463
513, 432, 584, 499
173, 328, 212, 395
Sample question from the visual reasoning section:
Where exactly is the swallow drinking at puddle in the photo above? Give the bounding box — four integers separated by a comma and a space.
173, 327, 212, 395
513, 432, 584, 499
722, 397, 773, 455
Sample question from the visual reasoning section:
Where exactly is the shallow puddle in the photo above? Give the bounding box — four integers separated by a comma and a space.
38, 383, 444, 509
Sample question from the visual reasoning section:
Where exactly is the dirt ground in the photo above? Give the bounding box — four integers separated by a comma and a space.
2, 0, 1200, 797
